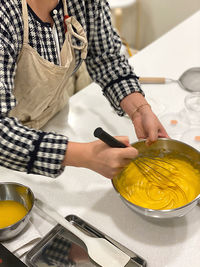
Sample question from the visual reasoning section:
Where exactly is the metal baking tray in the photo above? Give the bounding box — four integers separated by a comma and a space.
26, 214, 147, 267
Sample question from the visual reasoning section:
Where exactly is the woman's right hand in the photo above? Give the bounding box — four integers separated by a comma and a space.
63, 137, 138, 179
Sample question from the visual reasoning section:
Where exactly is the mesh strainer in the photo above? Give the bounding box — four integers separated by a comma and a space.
139, 67, 200, 92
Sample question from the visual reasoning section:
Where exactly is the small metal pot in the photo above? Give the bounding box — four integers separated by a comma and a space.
0, 182, 34, 241
112, 138, 200, 219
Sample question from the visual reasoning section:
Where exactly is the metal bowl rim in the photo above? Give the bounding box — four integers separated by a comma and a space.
0, 182, 35, 230
112, 138, 200, 214
131, 137, 200, 155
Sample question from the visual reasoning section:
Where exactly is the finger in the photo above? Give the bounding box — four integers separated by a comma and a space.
115, 136, 131, 147
146, 128, 158, 146
158, 126, 170, 138
132, 118, 147, 139
120, 158, 134, 166
146, 124, 170, 145
135, 129, 146, 140
119, 146, 139, 159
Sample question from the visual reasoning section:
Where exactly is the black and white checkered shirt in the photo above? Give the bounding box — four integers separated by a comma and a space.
0, 0, 143, 177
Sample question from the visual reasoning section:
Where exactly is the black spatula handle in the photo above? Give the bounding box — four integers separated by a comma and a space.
94, 127, 127, 148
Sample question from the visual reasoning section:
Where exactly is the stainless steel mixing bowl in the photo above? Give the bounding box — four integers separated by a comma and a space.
0, 182, 34, 241
112, 138, 200, 219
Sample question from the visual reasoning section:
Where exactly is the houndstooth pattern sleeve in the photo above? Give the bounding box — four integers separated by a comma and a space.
85, 0, 144, 116
0, 117, 68, 178
0, 0, 68, 178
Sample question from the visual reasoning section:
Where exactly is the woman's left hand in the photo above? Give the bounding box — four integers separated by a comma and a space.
131, 105, 169, 145
120, 92, 169, 145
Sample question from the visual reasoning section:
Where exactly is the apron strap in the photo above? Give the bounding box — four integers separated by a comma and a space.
62, 0, 68, 17
62, 1, 88, 59
65, 17, 88, 59
21, 0, 29, 44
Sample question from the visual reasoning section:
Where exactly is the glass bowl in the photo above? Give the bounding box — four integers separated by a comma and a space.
184, 92, 200, 125
159, 111, 188, 138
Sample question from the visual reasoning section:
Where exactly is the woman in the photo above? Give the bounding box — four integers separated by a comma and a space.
0, 0, 168, 179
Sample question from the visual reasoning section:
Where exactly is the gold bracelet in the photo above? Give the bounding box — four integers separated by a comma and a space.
130, 103, 151, 119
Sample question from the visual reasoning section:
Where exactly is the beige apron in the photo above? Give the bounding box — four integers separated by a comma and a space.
9, 0, 88, 129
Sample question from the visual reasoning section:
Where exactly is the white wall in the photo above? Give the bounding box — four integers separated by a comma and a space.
116, 0, 200, 50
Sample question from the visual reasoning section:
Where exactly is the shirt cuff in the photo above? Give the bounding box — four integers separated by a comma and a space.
103, 75, 145, 116
28, 132, 68, 178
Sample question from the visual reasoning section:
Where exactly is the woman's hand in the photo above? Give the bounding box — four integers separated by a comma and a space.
120, 92, 169, 145
131, 104, 169, 145
63, 137, 138, 179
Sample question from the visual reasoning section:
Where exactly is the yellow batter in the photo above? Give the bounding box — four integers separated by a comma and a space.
113, 155, 200, 210
0, 200, 27, 228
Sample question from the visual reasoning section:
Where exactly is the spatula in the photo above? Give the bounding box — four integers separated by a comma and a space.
35, 199, 131, 267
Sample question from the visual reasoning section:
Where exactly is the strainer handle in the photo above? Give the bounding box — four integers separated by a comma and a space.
139, 77, 166, 84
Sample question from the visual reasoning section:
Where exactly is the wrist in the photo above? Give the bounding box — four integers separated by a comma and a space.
130, 103, 151, 120
62, 142, 91, 168
120, 92, 149, 117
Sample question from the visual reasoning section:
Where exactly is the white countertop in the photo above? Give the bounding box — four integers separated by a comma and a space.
1, 10, 200, 267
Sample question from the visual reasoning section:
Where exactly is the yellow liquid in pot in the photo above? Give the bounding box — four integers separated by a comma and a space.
113, 155, 200, 210
0, 200, 28, 228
